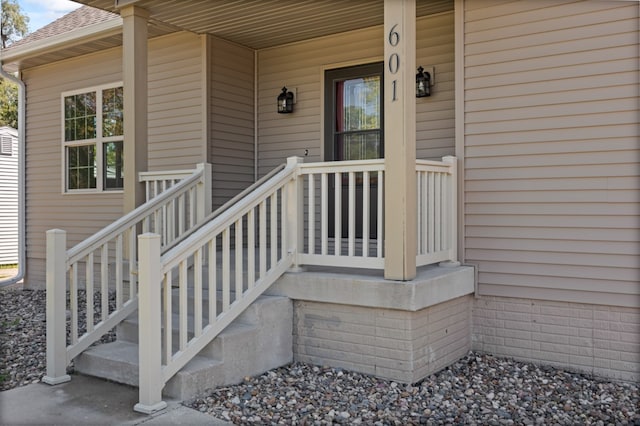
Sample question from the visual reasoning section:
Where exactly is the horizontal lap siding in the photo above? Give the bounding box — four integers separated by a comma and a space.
257, 13, 455, 176
148, 32, 204, 170
23, 49, 124, 286
463, 0, 640, 306
209, 37, 255, 209
0, 131, 18, 265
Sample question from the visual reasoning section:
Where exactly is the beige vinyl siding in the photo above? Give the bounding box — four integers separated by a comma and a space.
148, 32, 205, 170
463, 0, 640, 306
0, 128, 19, 265
209, 37, 255, 209
22, 48, 124, 286
257, 12, 455, 176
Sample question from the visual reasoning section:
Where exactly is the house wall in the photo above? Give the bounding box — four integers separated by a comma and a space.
257, 12, 455, 176
463, 0, 640, 306
0, 127, 19, 265
463, 0, 640, 381
148, 32, 205, 171
209, 37, 255, 209
22, 31, 206, 287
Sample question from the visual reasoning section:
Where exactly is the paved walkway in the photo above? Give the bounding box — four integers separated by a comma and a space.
0, 374, 229, 425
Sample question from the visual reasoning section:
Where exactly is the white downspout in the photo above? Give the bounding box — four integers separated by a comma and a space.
0, 62, 26, 287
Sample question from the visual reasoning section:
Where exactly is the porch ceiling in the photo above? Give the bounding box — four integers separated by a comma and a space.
79, 0, 453, 49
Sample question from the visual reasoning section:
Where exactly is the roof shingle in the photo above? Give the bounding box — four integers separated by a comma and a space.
5, 5, 118, 51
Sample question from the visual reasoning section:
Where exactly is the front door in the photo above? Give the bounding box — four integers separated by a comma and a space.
324, 63, 384, 239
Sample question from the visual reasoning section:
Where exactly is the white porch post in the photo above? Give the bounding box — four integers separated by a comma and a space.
134, 233, 167, 414
42, 229, 71, 385
195, 163, 213, 222
384, 0, 417, 280
119, 5, 149, 213
285, 156, 304, 271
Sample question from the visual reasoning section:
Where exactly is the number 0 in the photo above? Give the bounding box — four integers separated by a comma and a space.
388, 53, 399, 74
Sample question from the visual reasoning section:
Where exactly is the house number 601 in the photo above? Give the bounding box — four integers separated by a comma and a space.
388, 24, 400, 101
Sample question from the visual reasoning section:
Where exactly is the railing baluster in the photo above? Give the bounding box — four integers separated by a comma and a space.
235, 218, 243, 300
435, 172, 442, 251
428, 172, 435, 254
208, 239, 216, 325
101, 243, 109, 322
189, 187, 196, 230
178, 193, 185, 239
321, 173, 328, 255
86, 253, 94, 333
163, 272, 172, 364
308, 174, 315, 255
348, 171, 355, 257
222, 228, 230, 312
362, 171, 370, 257
179, 259, 188, 351
270, 191, 278, 268
377, 170, 384, 258
247, 209, 255, 289
421, 172, 428, 255
128, 225, 137, 299
334, 172, 341, 256
194, 247, 203, 338
116, 234, 123, 309
70, 263, 78, 344
259, 200, 267, 279
281, 187, 287, 260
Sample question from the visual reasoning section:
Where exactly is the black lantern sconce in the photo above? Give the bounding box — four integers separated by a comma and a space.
416, 66, 432, 98
277, 87, 294, 113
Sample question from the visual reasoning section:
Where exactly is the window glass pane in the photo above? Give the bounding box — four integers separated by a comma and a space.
337, 132, 381, 161
103, 87, 123, 137
64, 92, 96, 141
103, 141, 124, 190
67, 144, 96, 190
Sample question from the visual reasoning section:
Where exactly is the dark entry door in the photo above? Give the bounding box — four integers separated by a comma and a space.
324, 63, 384, 239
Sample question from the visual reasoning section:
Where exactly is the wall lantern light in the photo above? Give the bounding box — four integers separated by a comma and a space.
416, 66, 431, 98
277, 87, 294, 113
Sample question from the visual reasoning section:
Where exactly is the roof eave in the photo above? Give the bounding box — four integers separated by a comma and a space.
0, 17, 123, 71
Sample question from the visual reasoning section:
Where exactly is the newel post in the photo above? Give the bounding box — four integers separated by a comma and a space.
440, 156, 460, 267
43, 229, 71, 385
134, 233, 167, 414
285, 156, 304, 271
196, 162, 212, 222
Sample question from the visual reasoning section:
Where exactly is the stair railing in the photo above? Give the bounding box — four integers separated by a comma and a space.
134, 157, 301, 413
43, 163, 212, 386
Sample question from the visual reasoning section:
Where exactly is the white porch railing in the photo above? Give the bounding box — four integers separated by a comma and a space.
139, 168, 196, 201
416, 156, 457, 267
134, 155, 457, 412
43, 163, 211, 386
135, 157, 299, 413
44, 155, 457, 411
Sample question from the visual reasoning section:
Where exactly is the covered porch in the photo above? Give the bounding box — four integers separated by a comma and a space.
38, 0, 474, 413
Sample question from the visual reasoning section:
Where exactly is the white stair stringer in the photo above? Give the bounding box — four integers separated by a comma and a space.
74, 294, 293, 400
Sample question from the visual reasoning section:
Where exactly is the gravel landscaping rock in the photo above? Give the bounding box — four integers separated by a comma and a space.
0, 289, 116, 391
2, 288, 638, 425
186, 357, 639, 425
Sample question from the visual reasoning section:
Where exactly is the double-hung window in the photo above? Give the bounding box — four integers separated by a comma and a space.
62, 83, 124, 192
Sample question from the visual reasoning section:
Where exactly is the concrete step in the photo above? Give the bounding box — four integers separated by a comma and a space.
76, 294, 293, 401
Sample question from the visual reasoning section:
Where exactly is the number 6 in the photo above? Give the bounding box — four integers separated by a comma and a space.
388, 24, 399, 46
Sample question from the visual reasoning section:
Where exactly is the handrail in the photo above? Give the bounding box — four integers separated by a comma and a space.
66, 171, 202, 265
162, 163, 294, 269
161, 163, 286, 254
135, 159, 299, 412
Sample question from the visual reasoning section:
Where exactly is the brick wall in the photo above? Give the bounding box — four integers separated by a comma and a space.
472, 296, 640, 382
292, 295, 472, 383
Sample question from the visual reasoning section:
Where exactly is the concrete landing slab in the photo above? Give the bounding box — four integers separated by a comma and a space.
0, 374, 228, 425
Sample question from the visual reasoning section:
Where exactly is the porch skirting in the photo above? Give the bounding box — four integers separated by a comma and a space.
267, 265, 476, 383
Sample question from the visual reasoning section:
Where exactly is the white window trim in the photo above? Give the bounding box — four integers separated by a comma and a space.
61, 81, 124, 194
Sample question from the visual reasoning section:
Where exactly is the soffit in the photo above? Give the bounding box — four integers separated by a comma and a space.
80, 0, 454, 49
